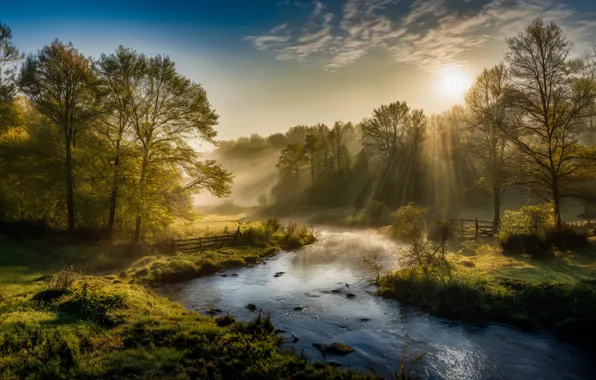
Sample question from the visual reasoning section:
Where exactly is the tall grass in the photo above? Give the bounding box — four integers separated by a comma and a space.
379, 269, 596, 342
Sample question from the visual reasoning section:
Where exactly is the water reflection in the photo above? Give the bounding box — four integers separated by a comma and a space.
158, 228, 595, 380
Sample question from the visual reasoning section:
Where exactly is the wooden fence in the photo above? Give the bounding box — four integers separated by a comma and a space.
171, 228, 241, 253
446, 218, 495, 241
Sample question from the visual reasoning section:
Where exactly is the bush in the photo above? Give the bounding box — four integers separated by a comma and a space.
48, 267, 80, 291
362, 200, 393, 226
59, 284, 125, 327
497, 203, 586, 258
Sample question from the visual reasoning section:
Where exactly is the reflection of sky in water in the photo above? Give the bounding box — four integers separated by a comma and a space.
159, 228, 595, 380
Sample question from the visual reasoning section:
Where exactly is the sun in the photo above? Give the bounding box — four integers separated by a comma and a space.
436, 68, 473, 100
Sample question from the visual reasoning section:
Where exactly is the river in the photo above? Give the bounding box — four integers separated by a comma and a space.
157, 227, 595, 379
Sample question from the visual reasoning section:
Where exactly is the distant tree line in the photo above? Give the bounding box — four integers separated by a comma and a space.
0, 23, 232, 240
217, 19, 596, 230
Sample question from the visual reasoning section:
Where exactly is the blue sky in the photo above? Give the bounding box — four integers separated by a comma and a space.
3, 0, 596, 140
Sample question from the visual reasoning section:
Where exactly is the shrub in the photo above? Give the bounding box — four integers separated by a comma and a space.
59, 284, 125, 327
393, 203, 428, 243
47, 267, 80, 291
363, 200, 393, 226
499, 203, 590, 257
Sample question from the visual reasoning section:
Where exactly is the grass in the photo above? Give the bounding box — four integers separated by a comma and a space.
449, 241, 596, 282
378, 241, 596, 344
0, 274, 373, 379
0, 221, 375, 379
126, 246, 280, 285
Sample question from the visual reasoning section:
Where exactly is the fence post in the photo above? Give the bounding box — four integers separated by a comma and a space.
236, 226, 240, 244
199, 237, 202, 248
474, 217, 479, 242
461, 218, 464, 236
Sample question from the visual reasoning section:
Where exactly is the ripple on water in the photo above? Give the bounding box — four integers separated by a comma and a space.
158, 227, 595, 380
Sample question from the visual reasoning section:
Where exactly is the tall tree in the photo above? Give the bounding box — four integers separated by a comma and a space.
19, 40, 100, 232
0, 22, 21, 104
362, 101, 427, 207
505, 19, 596, 229
126, 55, 227, 241
0, 22, 23, 130
97, 46, 146, 238
465, 64, 515, 230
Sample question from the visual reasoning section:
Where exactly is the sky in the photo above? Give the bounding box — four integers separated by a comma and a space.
3, 0, 596, 142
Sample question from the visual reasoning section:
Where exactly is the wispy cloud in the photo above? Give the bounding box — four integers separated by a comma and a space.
248, 0, 596, 71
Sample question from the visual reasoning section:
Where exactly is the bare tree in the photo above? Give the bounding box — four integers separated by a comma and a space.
505, 19, 596, 229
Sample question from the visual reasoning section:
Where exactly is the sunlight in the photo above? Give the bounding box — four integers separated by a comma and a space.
436, 68, 473, 100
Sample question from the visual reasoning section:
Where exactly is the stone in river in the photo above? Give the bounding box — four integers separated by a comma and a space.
312, 343, 355, 355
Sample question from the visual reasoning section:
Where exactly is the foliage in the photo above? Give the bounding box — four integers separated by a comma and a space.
47, 267, 80, 291
393, 203, 428, 243
379, 269, 596, 343
504, 18, 596, 228
0, 276, 375, 379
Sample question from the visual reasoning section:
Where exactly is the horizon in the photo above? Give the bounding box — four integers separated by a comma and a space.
4, 0, 596, 142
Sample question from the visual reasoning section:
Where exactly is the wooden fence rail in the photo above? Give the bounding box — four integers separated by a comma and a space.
171, 227, 241, 253
446, 218, 495, 241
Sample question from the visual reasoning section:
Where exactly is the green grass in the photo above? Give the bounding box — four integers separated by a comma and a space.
0, 275, 373, 379
0, 227, 373, 379
448, 242, 596, 283
125, 246, 280, 285
378, 242, 596, 344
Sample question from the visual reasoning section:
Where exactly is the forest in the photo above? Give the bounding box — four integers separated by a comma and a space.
215, 20, 596, 232
1, 17, 596, 380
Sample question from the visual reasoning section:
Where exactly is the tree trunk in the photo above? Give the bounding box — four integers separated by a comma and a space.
134, 151, 149, 242
552, 179, 562, 230
65, 138, 75, 233
107, 147, 121, 239
310, 156, 315, 186
492, 186, 501, 232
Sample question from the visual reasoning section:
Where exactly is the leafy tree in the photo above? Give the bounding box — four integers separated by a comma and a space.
19, 40, 101, 232
505, 19, 596, 229
0, 22, 22, 104
96, 46, 146, 238
465, 64, 516, 230
125, 54, 229, 240
361, 101, 427, 207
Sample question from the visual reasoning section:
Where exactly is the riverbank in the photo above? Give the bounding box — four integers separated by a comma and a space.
377, 243, 596, 344
0, 219, 373, 378
0, 224, 380, 378
0, 273, 375, 379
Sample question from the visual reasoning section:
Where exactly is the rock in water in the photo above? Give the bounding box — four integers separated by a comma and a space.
293, 306, 305, 311
246, 303, 257, 311
346, 293, 356, 298
312, 343, 355, 355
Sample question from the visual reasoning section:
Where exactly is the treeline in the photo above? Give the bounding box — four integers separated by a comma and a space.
218, 19, 596, 229
0, 23, 232, 240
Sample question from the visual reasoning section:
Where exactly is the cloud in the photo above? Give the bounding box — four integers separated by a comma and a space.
248, 0, 596, 71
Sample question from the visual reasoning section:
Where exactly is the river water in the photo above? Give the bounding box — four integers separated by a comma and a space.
158, 227, 595, 379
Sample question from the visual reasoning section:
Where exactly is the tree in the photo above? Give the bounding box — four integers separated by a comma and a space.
125, 55, 228, 241
19, 40, 101, 232
304, 133, 318, 185
0, 22, 22, 105
96, 46, 147, 238
465, 64, 515, 230
505, 19, 596, 229
361, 101, 427, 207
0, 22, 23, 131
276, 144, 306, 200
